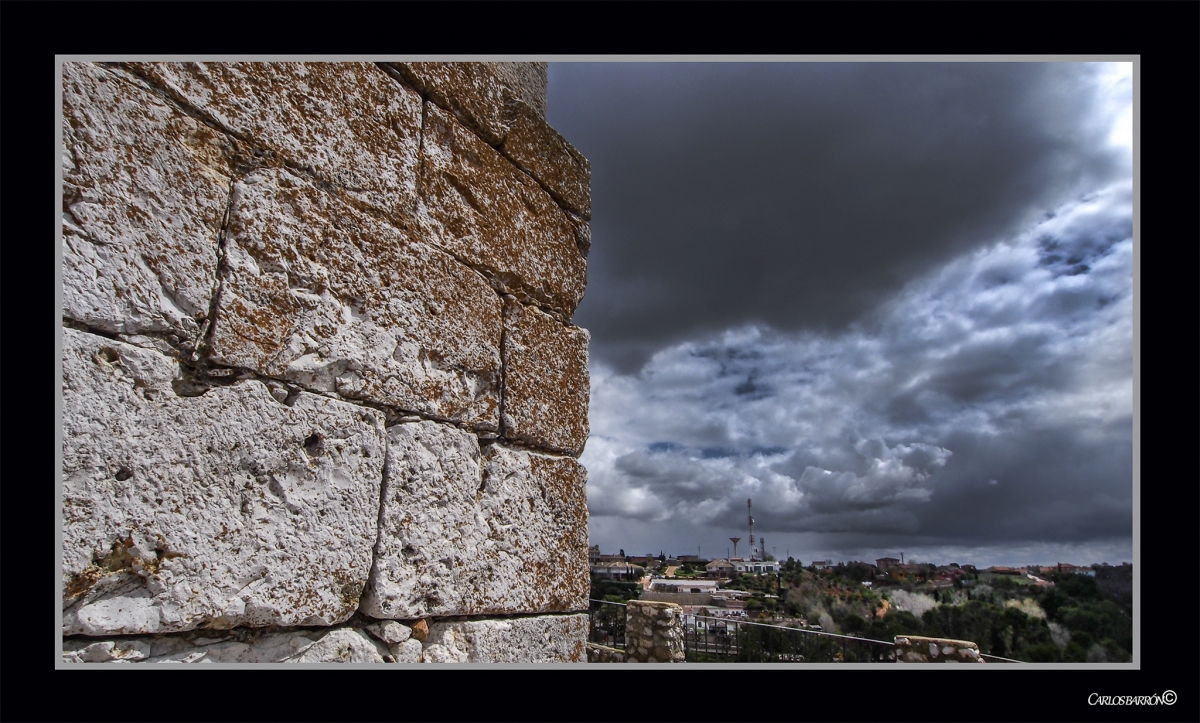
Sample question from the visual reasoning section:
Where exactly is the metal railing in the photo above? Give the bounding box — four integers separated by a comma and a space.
587, 599, 627, 649
980, 653, 1024, 663
588, 599, 1017, 663
683, 614, 896, 662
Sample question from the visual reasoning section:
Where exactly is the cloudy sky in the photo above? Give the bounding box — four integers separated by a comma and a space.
545, 61, 1134, 568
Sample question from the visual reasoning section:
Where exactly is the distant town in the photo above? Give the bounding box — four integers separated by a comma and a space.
590, 544, 1132, 663
589, 502, 1132, 662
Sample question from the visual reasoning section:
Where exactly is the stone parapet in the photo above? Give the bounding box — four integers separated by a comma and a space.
587, 642, 626, 663
894, 635, 984, 663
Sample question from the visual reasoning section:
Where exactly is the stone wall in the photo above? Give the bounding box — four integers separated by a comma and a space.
586, 642, 626, 663
894, 635, 984, 663
638, 591, 718, 606
622, 601, 686, 663
61, 61, 591, 663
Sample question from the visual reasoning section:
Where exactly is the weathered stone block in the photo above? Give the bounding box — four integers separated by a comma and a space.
586, 642, 624, 663
388, 62, 547, 146
208, 168, 502, 430
893, 635, 983, 663
123, 62, 422, 222
502, 105, 592, 220
62, 638, 151, 663
287, 628, 390, 663
420, 614, 588, 663
62, 328, 386, 636
360, 421, 589, 619
62, 62, 234, 342
391, 638, 424, 663
63, 626, 390, 663
501, 298, 590, 456
365, 620, 412, 645
418, 103, 586, 318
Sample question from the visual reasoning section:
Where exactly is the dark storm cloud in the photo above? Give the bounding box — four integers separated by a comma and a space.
547, 62, 1131, 373
580, 179, 1133, 562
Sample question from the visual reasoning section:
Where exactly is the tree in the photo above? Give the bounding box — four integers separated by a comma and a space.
1058, 574, 1102, 601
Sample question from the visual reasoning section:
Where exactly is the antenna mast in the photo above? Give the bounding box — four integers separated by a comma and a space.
747, 498, 755, 559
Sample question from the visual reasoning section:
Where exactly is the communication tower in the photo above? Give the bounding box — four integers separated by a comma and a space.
747, 498, 755, 559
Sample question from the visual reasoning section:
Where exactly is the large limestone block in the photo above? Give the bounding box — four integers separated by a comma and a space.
389, 62, 547, 146
62, 328, 386, 636
63, 626, 389, 663
501, 298, 591, 456
62, 62, 234, 342
208, 169, 502, 430
360, 422, 589, 619
123, 62, 422, 222
418, 103, 586, 318
501, 105, 592, 220
420, 614, 589, 663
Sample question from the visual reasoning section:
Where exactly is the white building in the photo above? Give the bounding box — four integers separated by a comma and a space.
732, 559, 780, 574
590, 561, 644, 580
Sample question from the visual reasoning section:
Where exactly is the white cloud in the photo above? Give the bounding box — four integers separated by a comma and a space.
583, 180, 1133, 559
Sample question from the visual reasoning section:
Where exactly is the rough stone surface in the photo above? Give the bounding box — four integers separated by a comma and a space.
586, 642, 625, 663
571, 214, 592, 258
391, 638, 424, 663
123, 62, 422, 222
501, 298, 590, 456
894, 635, 984, 663
62, 638, 151, 663
62, 328, 386, 636
389, 62, 547, 146
623, 602, 686, 663
360, 421, 589, 619
495, 63, 549, 120
208, 169, 502, 429
365, 620, 412, 645
62, 59, 595, 665
419, 614, 588, 663
418, 103, 586, 318
63, 626, 389, 663
410, 618, 429, 641
62, 62, 233, 343
288, 627, 390, 663
502, 105, 591, 220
